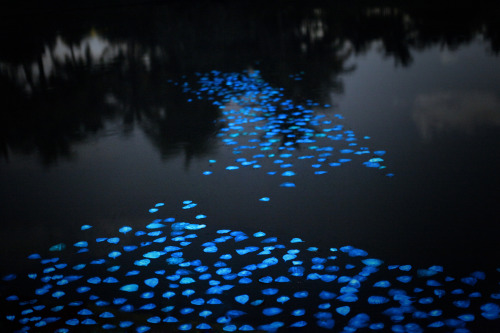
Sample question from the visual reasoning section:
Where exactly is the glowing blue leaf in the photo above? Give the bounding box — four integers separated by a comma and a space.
207, 298, 222, 305
123, 245, 138, 252
180, 277, 195, 284
336, 306, 350, 316
197, 323, 211, 329
154, 236, 167, 243
178, 323, 192, 330
126, 270, 140, 276
198, 310, 212, 318
190, 298, 204, 306
217, 268, 232, 275
396, 275, 412, 283
315, 312, 332, 320
283, 254, 296, 261
275, 276, 290, 283
362, 258, 383, 266
204, 246, 218, 253
369, 323, 384, 330
317, 319, 335, 329
277, 296, 290, 303
182, 289, 196, 297
180, 308, 194, 315
135, 259, 150, 266
368, 296, 390, 304
290, 321, 307, 328
120, 284, 138, 292
206, 286, 225, 294
239, 277, 252, 284
107, 237, 120, 244
263, 257, 278, 266
141, 292, 154, 299
144, 278, 158, 288
481, 303, 500, 315
162, 291, 175, 299
223, 324, 237, 331
321, 275, 337, 282
76, 286, 90, 293
261, 237, 277, 243
239, 324, 255, 331
143, 251, 162, 259
235, 295, 249, 304
428, 321, 445, 328
119, 226, 132, 234
103, 277, 119, 283
293, 291, 308, 298
307, 273, 320, 280
82, 319, 96, 325
49, 243, 66, 251
349, 313, 370, 328
458, 314, 475, 322
164, 246, 181, 252
66, 319, 79, 326
262, 288, 279, 296
347, 248, 367, 257
429, 309, 443, 317
185, 224, 206, 230
226, 310, 246, 318
337, 293, 358, 302
108, 251, 121, 259
99, 311, 114, 318
319, 291, 336, 300
87, 277, 101, 284
374, 280, 391, 288
146, 222, 164, 229
263, 307, 282, 316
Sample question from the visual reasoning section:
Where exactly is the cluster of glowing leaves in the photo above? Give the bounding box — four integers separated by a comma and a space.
1, 201, 499, 333
1, 72, 498, 332
178, 70, 394, 191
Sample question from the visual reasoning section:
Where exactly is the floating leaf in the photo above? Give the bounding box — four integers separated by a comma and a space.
120, 284, 138, 292
144, 278, 159, 288
263, 307, 282, 316
235, 295, 249, 304
368, 296, 389, 304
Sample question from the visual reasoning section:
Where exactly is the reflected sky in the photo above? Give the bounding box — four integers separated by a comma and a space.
413, 90, 500, 140
338, 38, 500, 140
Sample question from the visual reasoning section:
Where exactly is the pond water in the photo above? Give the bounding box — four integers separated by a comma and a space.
1, 1, 500, 332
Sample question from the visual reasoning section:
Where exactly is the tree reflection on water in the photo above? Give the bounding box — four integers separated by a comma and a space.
1, 0, 499, 165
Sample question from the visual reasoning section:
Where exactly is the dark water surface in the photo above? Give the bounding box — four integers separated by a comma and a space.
1, 1, 500, 332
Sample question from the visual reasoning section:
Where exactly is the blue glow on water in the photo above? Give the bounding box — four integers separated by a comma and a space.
1, 70, 499, 332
